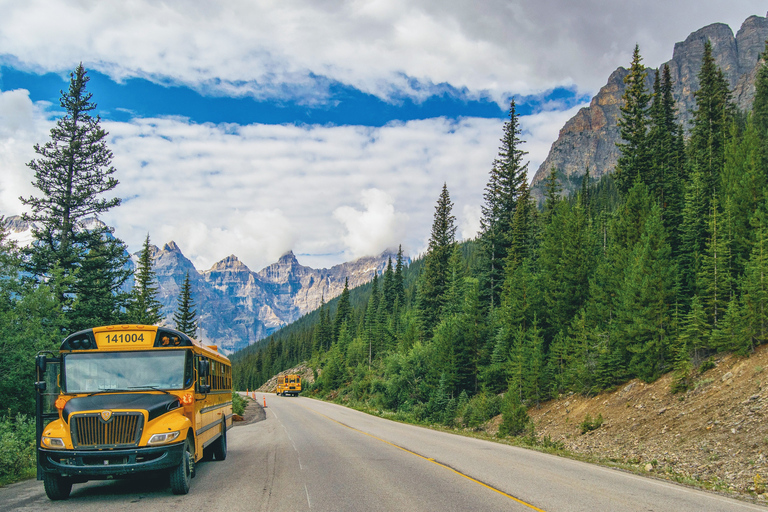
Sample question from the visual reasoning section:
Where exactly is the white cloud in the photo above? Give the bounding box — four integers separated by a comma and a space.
0, 89, 51, 214
0, 1, 763, 105
333, 189, 408, 261
0, 84, 592, 270
0, 111, 502, 271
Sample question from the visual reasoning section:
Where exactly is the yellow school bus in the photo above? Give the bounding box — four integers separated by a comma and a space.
276, 374, 301, 396
34, 325, 233, 500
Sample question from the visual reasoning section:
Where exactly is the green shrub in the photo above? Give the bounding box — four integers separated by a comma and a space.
498, 392, 530, 437
463, 391, 502, 429
0, 413, 36, 484
699, 358, 716, 374
232, 392, 247, 416
580, 413, 603, 434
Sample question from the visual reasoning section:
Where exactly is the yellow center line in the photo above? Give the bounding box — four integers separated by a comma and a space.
301, 405, 546, 512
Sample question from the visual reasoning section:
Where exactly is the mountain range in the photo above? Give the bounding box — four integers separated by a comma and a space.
531, 13, 768, 199
3, 215, 398, 354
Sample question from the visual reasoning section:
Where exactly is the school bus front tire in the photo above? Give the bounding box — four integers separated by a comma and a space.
43, 472, 72, 501
170, 439, 194, 495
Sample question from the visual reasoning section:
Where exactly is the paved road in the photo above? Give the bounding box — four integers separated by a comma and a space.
3, 394, 766, 511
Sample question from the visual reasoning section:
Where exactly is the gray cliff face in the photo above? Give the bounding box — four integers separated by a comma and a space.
142, 245, 399, 354
531, 15, 768, 198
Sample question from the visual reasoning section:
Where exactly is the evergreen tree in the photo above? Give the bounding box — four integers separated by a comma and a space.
334, 278, 352, 341
173, 271, 198, 338
508, 181, 536, 266
742, 207, 768, 352
648, 64, 685, 252
382, 257, 395, 313
616, 203, 676, 381
0, 220, 66, 416
710, 296, 746, 353
394, 245, 406, 308
313, 298, 333, 353
68, 229, 131, 331
753, 42, 768, 174
679, 165, 708, 299
689, 39, 734, 203
20, 63, 124, 319
363, 275, 381, 362
126, 234, 164, 325
416, 184, 457, 335
615, 45, 651, 194
697, 196, 733, 329
679, 295, 710, 364
478, 100, 528, 310
543, 167, 562, 223
538, 198, 593, 341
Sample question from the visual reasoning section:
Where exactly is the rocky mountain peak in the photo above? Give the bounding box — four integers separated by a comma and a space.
209, 254, 251, 273
163, 240, 181, 252
3, 215, 33, 233
531, 14, 768, 199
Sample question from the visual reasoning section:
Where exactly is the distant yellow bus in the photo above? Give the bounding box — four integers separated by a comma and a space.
276, 374, 301, 396
35, 325, 233, 500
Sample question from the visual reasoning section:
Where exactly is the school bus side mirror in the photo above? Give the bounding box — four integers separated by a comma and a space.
36, 354, 47, 373
35, 381, 47, 392
199, 384, 211, 394
199, 359, 210, 378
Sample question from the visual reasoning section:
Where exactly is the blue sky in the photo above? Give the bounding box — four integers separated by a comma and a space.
0, 0, 765, 271
0, 65, 589, 125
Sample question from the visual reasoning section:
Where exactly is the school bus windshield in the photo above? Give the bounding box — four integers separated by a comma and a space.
64, 350, 193, 393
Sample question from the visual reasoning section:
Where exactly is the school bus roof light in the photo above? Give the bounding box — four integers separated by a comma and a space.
153, 328, 193, 348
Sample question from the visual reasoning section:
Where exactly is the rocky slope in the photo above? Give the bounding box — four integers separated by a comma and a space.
531, 14, 768, 199
492, 344, 768, 500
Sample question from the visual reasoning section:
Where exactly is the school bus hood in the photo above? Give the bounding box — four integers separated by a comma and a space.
62, 393, 181, 423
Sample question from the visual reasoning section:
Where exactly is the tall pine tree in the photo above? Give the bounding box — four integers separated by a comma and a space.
615, 45, 651, 194
478, 100, 528, 310
20, 63, 126, 325
126, 234, 164, 325
173, 271, 198, 338
417, 183, 457, 336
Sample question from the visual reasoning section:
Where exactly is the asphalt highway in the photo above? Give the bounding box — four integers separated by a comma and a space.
2, 394, 765, 511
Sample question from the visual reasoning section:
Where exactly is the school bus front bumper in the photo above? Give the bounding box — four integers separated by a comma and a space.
39, 441, 186, 479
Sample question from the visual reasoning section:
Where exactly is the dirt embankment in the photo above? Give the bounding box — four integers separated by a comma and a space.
515, 344, 768, 499
234, 395, 266, 425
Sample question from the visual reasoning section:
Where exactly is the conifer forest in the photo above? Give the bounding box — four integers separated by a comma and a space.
233, 41, 768, 429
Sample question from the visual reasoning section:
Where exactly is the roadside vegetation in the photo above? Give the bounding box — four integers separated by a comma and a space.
232, 392, 248, 416
0, 414, 36, 485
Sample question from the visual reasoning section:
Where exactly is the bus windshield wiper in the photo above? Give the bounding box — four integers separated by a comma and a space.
86, 388, 137, 396
128, 385, 172, 394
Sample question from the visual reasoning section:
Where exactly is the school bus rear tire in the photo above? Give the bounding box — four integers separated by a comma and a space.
43, 472, 72, 501
170, 440, 193, 495
212, 421, 227, 461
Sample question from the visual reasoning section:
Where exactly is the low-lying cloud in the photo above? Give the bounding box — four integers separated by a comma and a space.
0, 88, 583, 270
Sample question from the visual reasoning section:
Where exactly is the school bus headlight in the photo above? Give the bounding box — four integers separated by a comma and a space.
42, 437, 65, 449
147, 431, 180, 445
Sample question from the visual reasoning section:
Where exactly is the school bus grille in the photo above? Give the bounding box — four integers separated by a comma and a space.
71, 413, 144, 448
